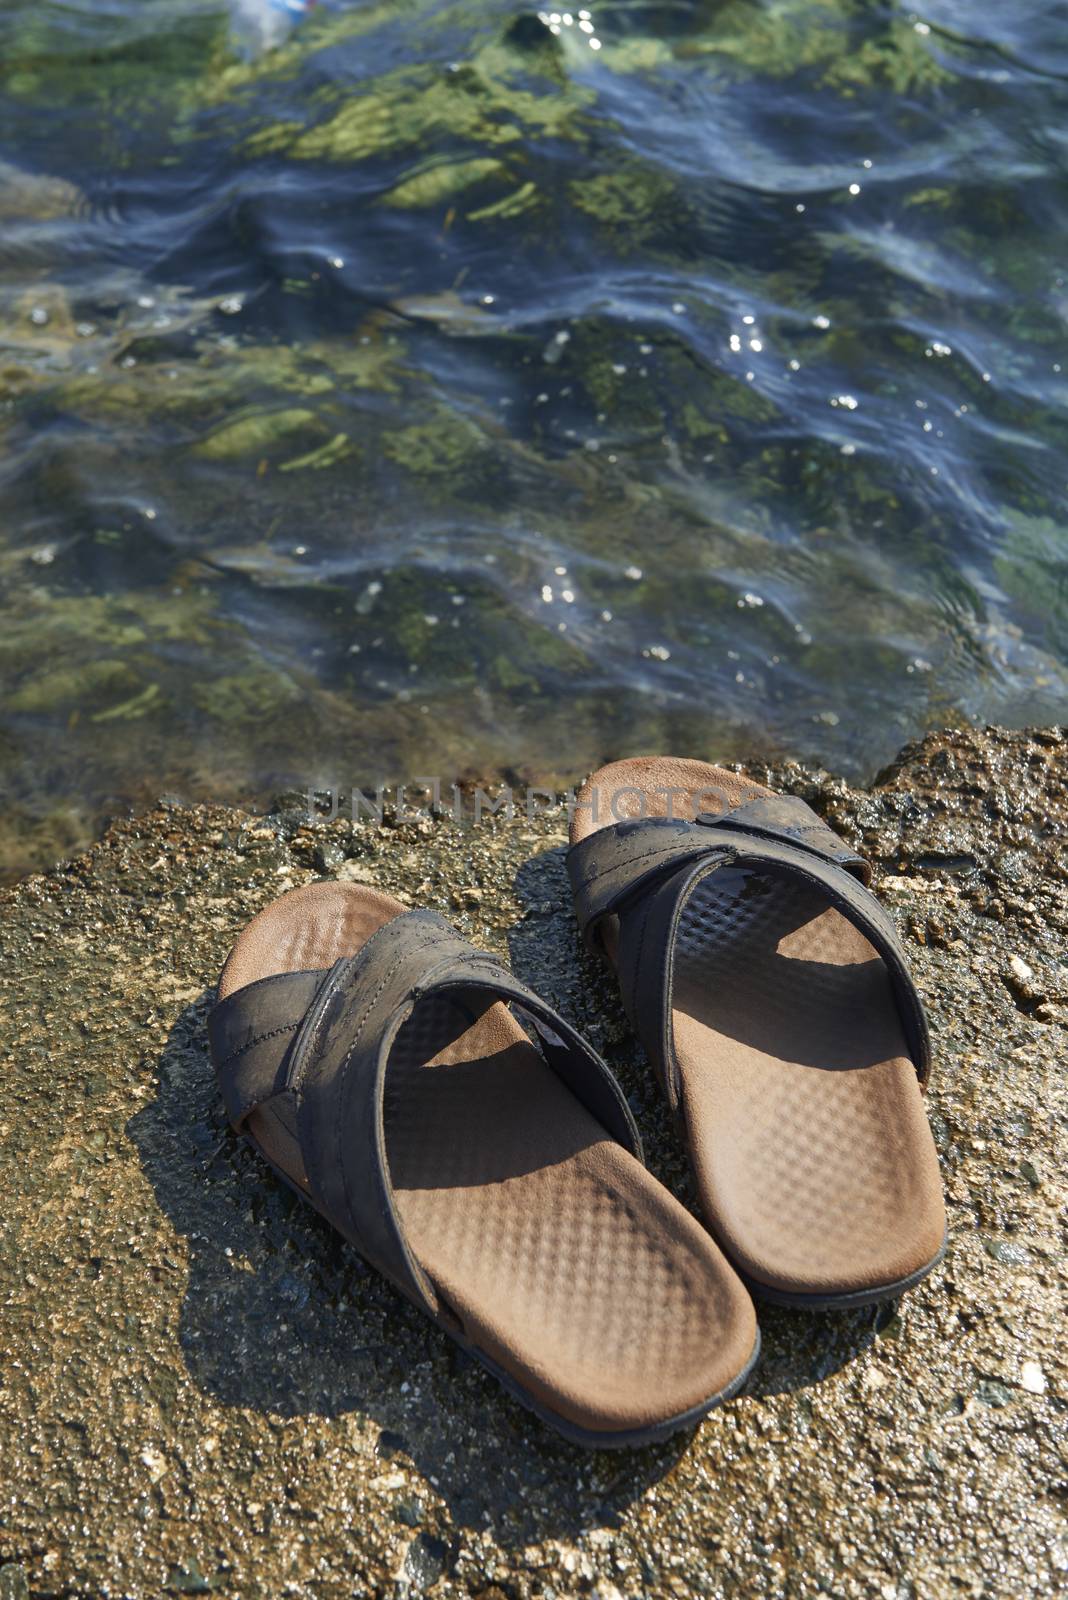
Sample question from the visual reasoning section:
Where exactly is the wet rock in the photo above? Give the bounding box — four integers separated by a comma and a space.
403, 1532, 449, 1591
0, 725, 1063, 1599
503, 13, 557, 52
312, 838, 345, 875
1009, 954, 1035, 985
392, 1495, 425, 1528
376, 1429, 408, 1459
982, 1238, 1032, 1266
974, 1380, 1015, 1409
165, 1559, 213, 1594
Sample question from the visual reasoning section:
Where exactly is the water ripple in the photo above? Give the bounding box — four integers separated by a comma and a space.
0, 0, 1066, 873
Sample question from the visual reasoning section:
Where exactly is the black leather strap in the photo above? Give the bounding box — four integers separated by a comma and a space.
694, 793, 871, 883
567, 794, 930, 1088
567, 793, 871, 943
209, 910, 642, 1316
208, 968, 326, 1131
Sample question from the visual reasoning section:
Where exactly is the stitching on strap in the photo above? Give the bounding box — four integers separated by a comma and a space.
217, 1020, 298, 1071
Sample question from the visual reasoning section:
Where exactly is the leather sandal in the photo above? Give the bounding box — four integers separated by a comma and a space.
568, 757, 946, 1308
208, 882, 760, 1445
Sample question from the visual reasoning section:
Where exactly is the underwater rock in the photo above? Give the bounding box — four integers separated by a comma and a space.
0, 159, 82, 223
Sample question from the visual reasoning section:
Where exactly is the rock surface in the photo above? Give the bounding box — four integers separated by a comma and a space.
0, 725, 1064, 1599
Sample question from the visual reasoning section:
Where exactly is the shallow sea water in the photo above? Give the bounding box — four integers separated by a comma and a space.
1, 1, 1066, 873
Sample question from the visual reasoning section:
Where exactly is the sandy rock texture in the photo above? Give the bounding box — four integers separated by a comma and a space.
0, 725, 1064, 1599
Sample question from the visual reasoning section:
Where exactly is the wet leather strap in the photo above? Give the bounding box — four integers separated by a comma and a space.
694, 794, 871, 883
567, 796, 930, 1089
567, 793, 871, 941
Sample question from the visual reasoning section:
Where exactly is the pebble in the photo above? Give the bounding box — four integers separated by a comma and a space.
336, 859, 378, 884
371, 1471, 407, 1491
312, 839, 344, 874
392, 1495, 425, 1527
139, 1444, 167, 1481
982, 1238, 1031, 1266
403, 1533, 449, 1592
1020, 1361, 1047, 1395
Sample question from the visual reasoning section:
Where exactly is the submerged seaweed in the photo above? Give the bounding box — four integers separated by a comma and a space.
0, 0, 1066, 875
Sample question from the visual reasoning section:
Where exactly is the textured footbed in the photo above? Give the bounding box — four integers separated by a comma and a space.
571, 757, 946, 1301
216, 882, 758, 1435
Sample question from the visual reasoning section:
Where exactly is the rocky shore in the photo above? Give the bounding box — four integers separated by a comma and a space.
0, 725, 1064, 1599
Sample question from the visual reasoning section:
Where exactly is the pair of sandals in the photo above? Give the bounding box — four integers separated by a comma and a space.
208, 758, 946, 1448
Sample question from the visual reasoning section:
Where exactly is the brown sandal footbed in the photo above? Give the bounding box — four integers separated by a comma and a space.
570, 757, 946, 1308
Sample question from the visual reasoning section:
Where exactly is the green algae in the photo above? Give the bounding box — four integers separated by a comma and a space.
0, 2, 231, 152
822, 18, 958, 95
0, 159, 82, 222
23, 328, 407, 496
466, 179, 538, 223
265, 27, 593, 168
278, 432, 353, 473
52, 334, 402, 428
381, 157, 506, 210
903, 187, 957, 212
568, 164, 693, 254
354, 567, 597, 699
570, 168, 668, 230
382, 406, 491, 479
189, 668, 300, 724
90, 681, 163, 723
996, 513, 1068, 636
7, 657, 142, 717
194, 407, 324, 461
0, 585, 298, 732
599, 37, 675, 75
663, 0, 957, 92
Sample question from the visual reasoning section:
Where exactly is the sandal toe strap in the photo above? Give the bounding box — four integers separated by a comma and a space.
567, 796, 930, 1099
210, 909, 641, 1317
